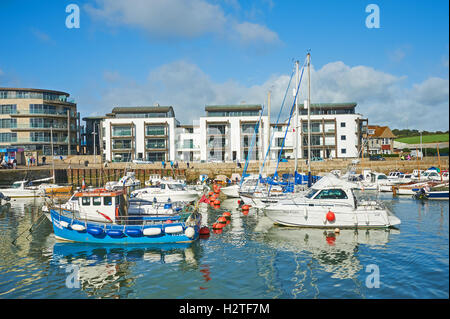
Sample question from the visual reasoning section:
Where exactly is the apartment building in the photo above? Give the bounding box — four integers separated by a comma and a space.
0, 87, 79, 155
101, 106, 178, 162
198, 104, 269, 162
269, 102, 368, 159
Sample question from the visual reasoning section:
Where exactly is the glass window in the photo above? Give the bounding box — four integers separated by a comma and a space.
82, 197, 91, 206
104, 196, 112, 206
340, 122, 346, 127
315, 189, 348, 199
93, 197, 102, 206
341, 135, 346, 141
341, 148, 347, 154
115, 196, 120, 205
305, 188, 318, 199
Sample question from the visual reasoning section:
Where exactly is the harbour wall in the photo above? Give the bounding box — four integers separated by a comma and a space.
0, 156, 447, 187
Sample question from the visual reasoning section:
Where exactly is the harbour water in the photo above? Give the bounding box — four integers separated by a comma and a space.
0, 192, 448, 299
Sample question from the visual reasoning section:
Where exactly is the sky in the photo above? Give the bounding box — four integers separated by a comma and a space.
0, 0, 448, 131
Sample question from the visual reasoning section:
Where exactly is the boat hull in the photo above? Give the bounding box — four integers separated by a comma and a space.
264, 205, 400, 229
0, 189, 43, 198
50, 209, 201, 244
221, 185, 240, 198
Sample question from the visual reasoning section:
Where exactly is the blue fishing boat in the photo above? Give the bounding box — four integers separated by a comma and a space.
45, 188, 202, 244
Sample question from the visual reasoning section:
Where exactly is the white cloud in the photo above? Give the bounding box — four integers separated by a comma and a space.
85, 0, 280, 46
81, 60, 449, 131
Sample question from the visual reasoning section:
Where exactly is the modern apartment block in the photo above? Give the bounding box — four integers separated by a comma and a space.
269, 102, 368, 160
0, 87, 79, 155
101, 106, 178, 162
198, 104, 269, 162
96, 102, 368, 163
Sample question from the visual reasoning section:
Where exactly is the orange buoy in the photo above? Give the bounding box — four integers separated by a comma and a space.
217, 216, 227, 224
165, 219, 173, 224
242, 204, 250, 213
242, 210, 249, 216
223, 212, 231, 220
214, 200, 220, 205
212, 222, 224, 229
326, 211, 335, 222
208, 191, 213, 196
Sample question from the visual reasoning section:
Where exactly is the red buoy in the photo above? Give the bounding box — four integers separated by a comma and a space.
326, 211, 335, 222
242, 204, 250, 212
223, 212, 231, 219
199, 226, 210, 235
212, 222, 224, 229
217, 216, 227, 224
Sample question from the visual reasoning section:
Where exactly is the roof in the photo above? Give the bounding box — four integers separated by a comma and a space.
112, 106, 174, 113
205, 104, 262, 112
368, 125, 396, 138
0, 87, 70, 96
299, 102, 357, 109
82, 116, 106, 121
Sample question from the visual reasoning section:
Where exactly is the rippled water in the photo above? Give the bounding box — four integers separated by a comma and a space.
0, 193, 448, 299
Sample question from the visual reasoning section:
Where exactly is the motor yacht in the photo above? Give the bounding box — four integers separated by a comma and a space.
263, 175, 401, 229
130, 180, 199, 203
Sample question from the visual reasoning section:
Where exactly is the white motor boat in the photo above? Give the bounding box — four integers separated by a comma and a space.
221, 184, 240, 198
0, 180, 45, 198
105, 172, 141, 191
357, 172, 391, 191
414, 169, 446, 182
263, 175, 401, 229
131, 180, 199, 203
379, 173, 414, 192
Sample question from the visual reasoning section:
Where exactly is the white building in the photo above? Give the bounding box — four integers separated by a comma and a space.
269, 103, 367, 160
99, 102, 367, 163
198, 104, 269, 162
101, 106, 178, 162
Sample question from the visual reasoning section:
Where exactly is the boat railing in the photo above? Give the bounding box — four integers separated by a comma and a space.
288, 198, 355, 209
49, 205, 193, 226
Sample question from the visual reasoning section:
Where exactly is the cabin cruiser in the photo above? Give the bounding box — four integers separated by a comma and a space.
130, 180, 199, 203
387, 171, 403, 182
263, 174, 401, 229
0, 180, 46, 198
105, 171, 141, 191
414, 169, 446, 182
357, 172, 391, 191
379, 173, 414, 192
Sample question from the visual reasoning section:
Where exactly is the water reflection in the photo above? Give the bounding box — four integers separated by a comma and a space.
257, 220, 400, 297
51, 241, 203, 297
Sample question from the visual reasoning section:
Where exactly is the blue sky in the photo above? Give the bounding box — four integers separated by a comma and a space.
0, 0, 448, 130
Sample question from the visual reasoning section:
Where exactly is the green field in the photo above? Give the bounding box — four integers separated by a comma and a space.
395, 133, 449, 144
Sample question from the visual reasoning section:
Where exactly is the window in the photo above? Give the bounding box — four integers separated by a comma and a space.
315, 189, 348, 199
340, 122, 346, 127
0, 104, 17, 114
82, 197, 91, 206
341, 148, 346, 154
146, 125, 166, 136
103, 196, 112, 206
305, 189, 318, 199
0, 119, 17, 128
93, 197, 102, 206
112, 126, 132, 137
0, 133, 17, 142
341, 135, 346, 141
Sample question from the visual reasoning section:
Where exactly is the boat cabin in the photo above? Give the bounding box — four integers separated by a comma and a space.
63, 189, 127, 223
304, 187, 357, 208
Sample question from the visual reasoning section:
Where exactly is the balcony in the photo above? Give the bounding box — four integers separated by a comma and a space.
11, 123, 76, 131
10, 110, 77, 118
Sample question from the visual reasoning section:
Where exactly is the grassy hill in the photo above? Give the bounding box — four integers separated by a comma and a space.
395, 133, 449, 144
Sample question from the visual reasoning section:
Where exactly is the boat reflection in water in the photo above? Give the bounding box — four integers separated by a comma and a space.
255, 217, 400, 297
52, 242, 201, 297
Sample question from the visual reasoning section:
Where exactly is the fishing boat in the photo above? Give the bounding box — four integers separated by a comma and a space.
130, 180, 198, 203
263, 174, 401, 229
44, 188, 202, 244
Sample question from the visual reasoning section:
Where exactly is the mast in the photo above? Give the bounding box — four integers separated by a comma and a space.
51, 126, 55, 184
266, 90, 271, 175
307, 52, 311, 186
294, 60, 299, 175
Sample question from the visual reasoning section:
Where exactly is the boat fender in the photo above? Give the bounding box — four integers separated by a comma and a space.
107, 229, 124, 238
326, 211, 335, 222
87, 226, 104, 236
71, 224, 86, 232
143, 227, 162, 236
184, 227, 195, 238
165, 225, 184, 234
125, 228, 143, 237
199, 226, 210, 235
